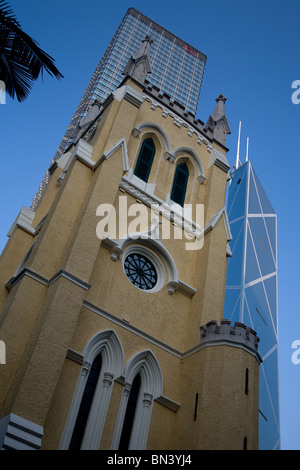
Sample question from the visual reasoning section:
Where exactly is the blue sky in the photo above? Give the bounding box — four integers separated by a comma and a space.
1, 0, 299, 450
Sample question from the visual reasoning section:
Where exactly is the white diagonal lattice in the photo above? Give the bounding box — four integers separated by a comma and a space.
224, 161, 280, 450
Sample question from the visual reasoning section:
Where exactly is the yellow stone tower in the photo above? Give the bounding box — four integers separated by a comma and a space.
0, 37, 261, 451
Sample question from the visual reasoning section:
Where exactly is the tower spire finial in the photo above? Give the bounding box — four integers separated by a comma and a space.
212, 94, 227, 121
204, 93, 231, 146
122, 35, 153, 83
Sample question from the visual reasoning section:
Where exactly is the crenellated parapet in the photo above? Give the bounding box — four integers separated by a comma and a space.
199, 319, 262, 364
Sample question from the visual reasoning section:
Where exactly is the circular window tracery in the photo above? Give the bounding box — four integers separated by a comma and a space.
124, 253, 157, 290
122, 246, 165, 293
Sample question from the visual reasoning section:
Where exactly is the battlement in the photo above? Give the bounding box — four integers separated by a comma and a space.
143, 80, 230, 149
199, 320, 262, 363
144, 80, 205, 128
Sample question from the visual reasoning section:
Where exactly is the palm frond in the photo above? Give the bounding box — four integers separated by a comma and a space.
0, 1, 63, 101
0, 1, 20, 27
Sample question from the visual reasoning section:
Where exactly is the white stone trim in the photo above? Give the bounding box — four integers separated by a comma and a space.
113, 84, 145, 108
122, 245, 165, 294
6, 267, 91, 292
185, 338, 262, 364
155, 395, 180, 412
57, 150, 73, 170
164, 151, 175, 162
173, 147, 206, 184
0, 413, 43, 450
7, 206, 35, 237
6, 267, 48, 291
49, 269, 91, 290
133, 122, 172, 154
82, 300, 183, 358
102, 230, 196, 298
73, 138, 94, 162
131, 124, 206, 184
82, 300, 261, 363
67, 349, 181, 414
120, 175, 160, 205
226, 242, 232, 257
142, 94, 213, 153
126, 170, 156, 195
119, 176, 203, 238
57, 139, 94, 182
111, 350, 163, 450
208, 148, 230, 173
60, 329, 124, 450
204, 206, 232, 242
57, 137, 129, 184
6, 209, 48, 239
132, 127, 141, 137
170, 279, 197, 297
102, 137, 130, 172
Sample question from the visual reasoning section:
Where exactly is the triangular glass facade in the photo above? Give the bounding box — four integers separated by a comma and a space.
224, 161, 280, 450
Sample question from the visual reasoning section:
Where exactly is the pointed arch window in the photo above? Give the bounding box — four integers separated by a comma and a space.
69, 353, 102, 450
171, 162, 189, 207
60, 330, 124, 450
118, 373, 141, 450
111, 350, 163, 450
134, 138, 156, 182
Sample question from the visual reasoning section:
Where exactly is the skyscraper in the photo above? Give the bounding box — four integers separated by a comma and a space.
224, 160, 280, 450
54, 7, 206, 160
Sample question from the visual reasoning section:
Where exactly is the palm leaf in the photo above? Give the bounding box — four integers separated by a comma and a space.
0, 0, 63, 101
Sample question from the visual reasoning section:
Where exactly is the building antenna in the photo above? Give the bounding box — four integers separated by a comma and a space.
246, 137, 249, 162
235, 121, 241, 169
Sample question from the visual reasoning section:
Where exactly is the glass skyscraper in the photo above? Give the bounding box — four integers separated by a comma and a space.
224, 160, 280, 450
54, 7, 206, 160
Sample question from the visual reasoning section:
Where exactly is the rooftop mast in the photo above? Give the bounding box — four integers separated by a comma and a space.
246, 136, 249, 162
235, 121, 241, 169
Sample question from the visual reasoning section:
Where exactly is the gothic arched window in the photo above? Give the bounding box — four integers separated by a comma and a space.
69, 353, 102, 450
111, 350, 163, 450
60, 330, 124, 450
171, 162, 189, 207
134, 138, 156, 182
118, 373, 141, 450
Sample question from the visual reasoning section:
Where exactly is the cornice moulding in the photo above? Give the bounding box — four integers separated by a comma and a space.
7, 206, 35, 237
6, 267, 91, 292
209, 148, 231, 173
113, 84, 144, 108
81, 300, 263, 365
57, 138, 129, 185
0, 413, 43, 450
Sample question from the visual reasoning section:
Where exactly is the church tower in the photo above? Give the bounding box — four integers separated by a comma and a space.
0, 37, 261, 450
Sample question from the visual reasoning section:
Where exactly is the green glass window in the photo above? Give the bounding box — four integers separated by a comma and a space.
171, 162, 189, 206
134, 138, 155, 182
